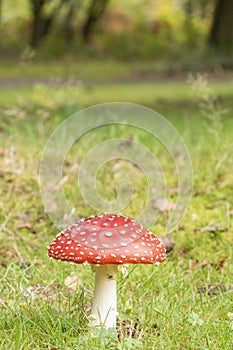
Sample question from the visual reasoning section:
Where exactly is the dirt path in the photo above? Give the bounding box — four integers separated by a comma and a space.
0, 71, 232, 88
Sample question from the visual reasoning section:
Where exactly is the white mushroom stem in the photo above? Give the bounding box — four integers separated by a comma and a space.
90, 264, 118, 329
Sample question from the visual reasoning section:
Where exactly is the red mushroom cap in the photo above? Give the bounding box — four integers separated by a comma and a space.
48, 214, 166, 265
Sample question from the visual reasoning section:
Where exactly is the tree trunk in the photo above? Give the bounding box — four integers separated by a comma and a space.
0, 0, 2, 23
29, 0, 45, 47
29, 0, 64, 48
82, 0, 109, 43
208, 0, 233, 54
64, 3, 75, 42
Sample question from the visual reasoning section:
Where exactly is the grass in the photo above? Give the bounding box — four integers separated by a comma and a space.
0, 63, 233, 349
1, 80, 233, 109
0, 59, 168, 80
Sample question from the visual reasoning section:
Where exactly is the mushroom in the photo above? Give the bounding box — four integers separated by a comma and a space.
48, 213, 166, 329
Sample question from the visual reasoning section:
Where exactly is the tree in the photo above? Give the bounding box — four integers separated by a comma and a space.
82, 0, 109, 43
63, 1, 76, 42
29, 0, 64, 47
208, 0, 233, 54
28, 0, 110, 47
0, 0, 2, 23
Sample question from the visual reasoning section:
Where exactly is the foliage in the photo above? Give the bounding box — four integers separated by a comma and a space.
0, 0, 227, 61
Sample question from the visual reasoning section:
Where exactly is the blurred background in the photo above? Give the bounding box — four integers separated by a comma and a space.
0, 0, 232, 85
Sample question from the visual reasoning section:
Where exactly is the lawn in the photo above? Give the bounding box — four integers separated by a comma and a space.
0, 61, 233, 349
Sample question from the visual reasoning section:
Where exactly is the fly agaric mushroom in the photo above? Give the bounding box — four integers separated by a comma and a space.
48, 214, 166, 329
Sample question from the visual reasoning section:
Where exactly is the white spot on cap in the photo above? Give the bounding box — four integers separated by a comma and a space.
120, 230, 126, 234
104, 232, 112, 237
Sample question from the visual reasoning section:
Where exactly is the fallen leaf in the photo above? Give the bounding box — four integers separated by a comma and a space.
168, 187, 179, 195
153, 199, 176, 212
18, 222, 32, 230
189, 259, 199, 270
200, 225, 227, 233
117, 318, 141, 341
0, 148, 6, 156
157, 235, 174, 253
214, 258, 226, 269
117, 139, 133, 149
193, 190, 205, 196
197, 283, 226, 295
0, 249, 15, 267
200, 260, 211, 268
64, 274, 83, 291
25, 283, 62, 301
189, 259, 226, 271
